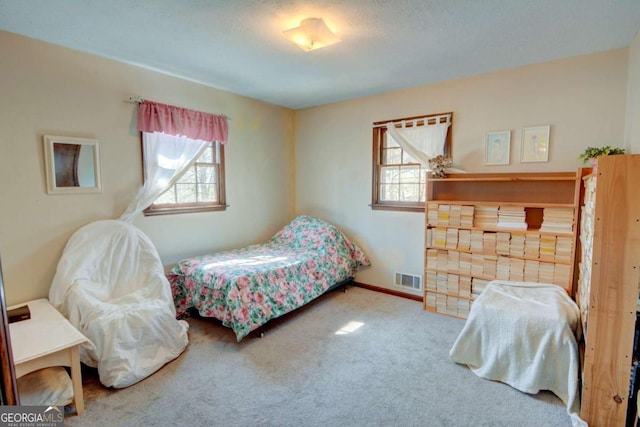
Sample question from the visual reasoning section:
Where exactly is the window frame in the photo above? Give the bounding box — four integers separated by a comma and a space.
143, 137, 227, 216
371, 112, 452, 212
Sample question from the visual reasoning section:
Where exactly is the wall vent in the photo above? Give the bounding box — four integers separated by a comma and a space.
395, 272, 422, 291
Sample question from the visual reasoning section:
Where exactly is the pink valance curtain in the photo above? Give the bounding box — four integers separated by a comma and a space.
137, 100, 228, 144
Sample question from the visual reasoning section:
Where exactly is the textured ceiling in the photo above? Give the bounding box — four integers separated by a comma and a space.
1, 0, 640, 109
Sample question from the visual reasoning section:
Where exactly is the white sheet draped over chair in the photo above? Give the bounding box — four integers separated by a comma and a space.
449, 280, 585, 427
49, 220, 190, 388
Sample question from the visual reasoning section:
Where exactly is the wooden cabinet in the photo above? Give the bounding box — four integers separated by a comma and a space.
577, 154, 640, 426
423, 172, 583, 319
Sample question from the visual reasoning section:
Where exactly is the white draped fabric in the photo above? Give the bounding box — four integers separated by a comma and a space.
385, 114, 451, 168
119, 132, 208, 222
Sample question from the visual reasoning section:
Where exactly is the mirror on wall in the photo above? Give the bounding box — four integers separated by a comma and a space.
43, 135, 102, 194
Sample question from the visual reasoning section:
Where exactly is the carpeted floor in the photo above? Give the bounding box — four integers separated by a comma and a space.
66, 286, 570, 426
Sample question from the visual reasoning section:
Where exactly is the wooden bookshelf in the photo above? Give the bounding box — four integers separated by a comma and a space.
424, 171, 582, 319
576, 154, 640, 426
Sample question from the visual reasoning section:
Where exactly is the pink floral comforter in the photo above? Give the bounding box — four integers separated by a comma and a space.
168, 216, 370, 341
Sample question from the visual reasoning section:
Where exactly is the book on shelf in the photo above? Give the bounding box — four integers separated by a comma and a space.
461, 205, 475, 227
539, 235, 557, 261
539, 207, 574, 233
449, 205, 462, 227
496, 256, 510, 280
509, 232, 526, 257
474, 205, 499, 228
496, 232, 511, 255
446, 228, 459, 250
437, 204, 451, 226
433, 227, 447, 248
457, 229, 471, 251
471, 278, 489, 299
497, 206, 527, 230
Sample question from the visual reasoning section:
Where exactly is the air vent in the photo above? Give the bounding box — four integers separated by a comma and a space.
395, 272, 422, 291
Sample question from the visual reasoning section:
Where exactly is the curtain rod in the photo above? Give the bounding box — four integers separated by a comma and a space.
125, 96, 230, 120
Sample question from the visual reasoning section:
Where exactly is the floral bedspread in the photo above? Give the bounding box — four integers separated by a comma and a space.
168, 216, 370, 341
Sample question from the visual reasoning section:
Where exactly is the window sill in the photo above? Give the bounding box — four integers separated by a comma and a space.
370, 203, 424, 213
143, 204, 228, 216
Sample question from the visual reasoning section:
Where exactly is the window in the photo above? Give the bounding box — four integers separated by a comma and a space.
371, 113, 452, 212
144, 140, 226, 216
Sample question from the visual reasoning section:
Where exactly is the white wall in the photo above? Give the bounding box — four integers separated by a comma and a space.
295, 49, 629, 295
0, 31, 295, 305
626, 30, 640, 154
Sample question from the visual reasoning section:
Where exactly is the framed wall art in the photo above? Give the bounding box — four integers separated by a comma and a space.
484, 130, 511, 165
520, 125, 550, 163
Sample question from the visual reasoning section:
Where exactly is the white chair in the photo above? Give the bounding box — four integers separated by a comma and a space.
49, 220, 188, 388
449, 280, 585, 426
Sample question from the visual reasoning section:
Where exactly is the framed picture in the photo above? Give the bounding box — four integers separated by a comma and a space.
43, 135, 102, 194
484, 130, 511, 165
520, 125, 550, 163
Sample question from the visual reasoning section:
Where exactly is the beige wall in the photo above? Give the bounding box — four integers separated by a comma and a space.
295, 49, 629, 295
626, 30, 640, 154
0, 31, 295, 305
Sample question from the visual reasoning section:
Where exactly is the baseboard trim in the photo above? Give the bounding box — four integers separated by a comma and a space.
352, 281, 423, 302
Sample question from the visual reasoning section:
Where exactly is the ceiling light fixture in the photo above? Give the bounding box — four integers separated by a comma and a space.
283, 17, 341, 52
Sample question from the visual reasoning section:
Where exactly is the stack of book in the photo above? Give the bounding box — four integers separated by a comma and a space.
459, 276, 472, 298
446, 296, 458, 316
554, 264, 571, 286
436, 273, 448, 292
471, 278, 489, 299
426, 249, 438, 270
496, 232, 511, 255
425, 292, 437, 309
524, 233, 540, 258
539, 235, 557, 261
449, 205, 462, 227
497, 256, 510, 280
447, 251, 460, 272
457, 229, 471, 251
474, 206, 499, 228
524, 260, 540, 282
425, 271, 437, 290
446, 228, 459, 250
539, 208, 574, 233
482, 232, 497, 254
497, 206, 527, 229
459, 252, 472, 275
436, 293, 447, 313
539, 262, 555, 283
457, 299, 471, 318
437, 204, 451, 226
447, 274, 459, 294
555, 236, 573, 262
437, 250, 448, 272
461, 205, 475, 227
510, 232, 526, 257
483, 255, 497, 276
510, 258, 525, 281
470, 230, 484, 251
471, 254, 484, 276
427, 203, 439, 226
433, 227, 447, 248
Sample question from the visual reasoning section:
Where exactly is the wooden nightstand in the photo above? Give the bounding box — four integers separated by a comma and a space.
8, 298, 90, 415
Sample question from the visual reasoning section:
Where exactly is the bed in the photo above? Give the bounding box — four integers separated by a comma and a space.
168, 216, 370, 341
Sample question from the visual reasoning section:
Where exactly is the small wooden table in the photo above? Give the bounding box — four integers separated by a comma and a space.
9, 298, 90, 415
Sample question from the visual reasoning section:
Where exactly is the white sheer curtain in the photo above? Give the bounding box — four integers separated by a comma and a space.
119, 132, 209, 222
386, 114, 451, 168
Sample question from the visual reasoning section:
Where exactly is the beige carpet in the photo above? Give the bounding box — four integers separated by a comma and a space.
66, 286, 569, 426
